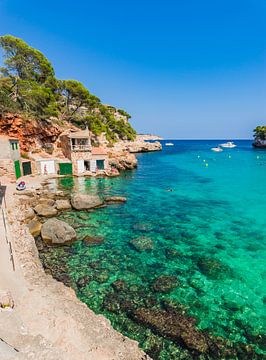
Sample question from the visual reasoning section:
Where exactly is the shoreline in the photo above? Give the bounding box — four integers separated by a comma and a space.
0, 146, 264, 359
0, 176, 150, 360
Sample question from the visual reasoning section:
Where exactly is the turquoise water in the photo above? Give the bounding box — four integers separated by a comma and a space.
42, 140, 266, 358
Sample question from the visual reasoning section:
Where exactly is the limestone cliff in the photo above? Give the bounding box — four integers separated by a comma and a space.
0, 113, 67, 153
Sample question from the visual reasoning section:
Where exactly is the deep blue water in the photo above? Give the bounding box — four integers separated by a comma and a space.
46, 140, 266, 358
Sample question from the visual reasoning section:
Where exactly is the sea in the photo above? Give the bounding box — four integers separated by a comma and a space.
41, 140, 266, 359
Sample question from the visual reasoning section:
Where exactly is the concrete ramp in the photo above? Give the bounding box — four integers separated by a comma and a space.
0, 338, 18, 359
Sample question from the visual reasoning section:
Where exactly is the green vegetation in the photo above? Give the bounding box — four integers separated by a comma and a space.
0, 35, 136, 142
254, 126, 266, 140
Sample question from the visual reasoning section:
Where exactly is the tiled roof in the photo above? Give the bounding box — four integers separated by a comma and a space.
68, 130, 91, 139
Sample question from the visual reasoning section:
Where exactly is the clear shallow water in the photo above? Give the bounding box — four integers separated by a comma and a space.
43, 140, 266, 358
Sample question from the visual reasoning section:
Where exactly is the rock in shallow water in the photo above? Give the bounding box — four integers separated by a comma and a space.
41, 218, 76, 245
34, 204, 58, 217
104, 196, 127, 203
55, 199, 72, 210
151, 275, 180, 293
130, 307, 209, 354
197, 257, 234, 280
111, 280, 127, 292
71, 193, 103, 210
130, 236, 154, 252
83, 235, 104, 246
77, 276, 91, 288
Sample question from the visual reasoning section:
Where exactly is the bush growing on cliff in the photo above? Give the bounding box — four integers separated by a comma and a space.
0, 35, 136, 141
254, 126, 266, 140
117, 108, 131, 119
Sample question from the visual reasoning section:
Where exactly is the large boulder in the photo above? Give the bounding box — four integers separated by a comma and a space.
23, 207, 35, 223
71, 193, 103, 210
38, 198, 55, 206
55, 199, 72, 211
27, 219, 42, 237
41, 218, 76, 245
34, 204, 58, 217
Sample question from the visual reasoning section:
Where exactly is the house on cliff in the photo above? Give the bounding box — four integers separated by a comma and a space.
60, 129, 109, 175
0, 136, 33, 179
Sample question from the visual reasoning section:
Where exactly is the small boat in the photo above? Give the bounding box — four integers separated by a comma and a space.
165, 142, 174, 146
220, 141, 237, 148
211, 147, 223, 152
16, 181, 26, 191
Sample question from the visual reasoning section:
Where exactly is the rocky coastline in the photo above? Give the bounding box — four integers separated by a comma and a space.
252, 139, 266, 148
0, 179, 150, 360
0, 113, 162, 178
10, 180, 264, 360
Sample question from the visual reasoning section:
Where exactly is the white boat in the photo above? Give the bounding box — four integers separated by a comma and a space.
165, 142, 174, 146
211, 147, 223, 152
220, 141, 237, 148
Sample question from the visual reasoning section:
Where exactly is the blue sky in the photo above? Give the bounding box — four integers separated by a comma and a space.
0, 0, 265, 138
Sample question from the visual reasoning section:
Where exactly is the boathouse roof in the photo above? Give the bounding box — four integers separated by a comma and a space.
68, 130, 91, 139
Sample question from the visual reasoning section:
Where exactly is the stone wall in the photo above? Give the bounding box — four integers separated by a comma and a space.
0, 137, 12, 159
59, 135, 72, 160
71, 151, 92, 174
0, 159, 16, 180
91, 154, 109, 170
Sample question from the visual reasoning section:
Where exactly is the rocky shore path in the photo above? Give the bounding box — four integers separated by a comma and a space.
0, 182, 23, 358
0, 181, 29, 359
0, 177, 149, 360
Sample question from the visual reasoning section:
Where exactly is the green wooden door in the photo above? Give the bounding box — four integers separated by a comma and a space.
14, 160, 21, 179
22, 161, 32, 176
59, 163, 73, 175
96, 160, 105, 170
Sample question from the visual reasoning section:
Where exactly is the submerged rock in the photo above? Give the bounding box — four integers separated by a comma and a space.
197, 257, 233, 280
35, 236, 44, 251
77, 276, 91, 288
132, 223, 153, 232
41, 218, 76, 245
71, 193, 103, 210
83, 235, 104, 246
104, 196, 127, 203
111, 280, 128, 292
130, 307, 209, 354
94, 271, 109, 283
54, 272, 73, 287
130, 236, 154, 252
55, 199, 72, 210
103, 293, 121, 314
151, 275, 179, 293
34, 204, 58, 217
165, 248, 182, 260
77, 213, 89, 220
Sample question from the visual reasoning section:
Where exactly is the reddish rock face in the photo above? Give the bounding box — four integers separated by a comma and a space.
0, 113, 62, 153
